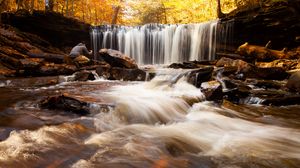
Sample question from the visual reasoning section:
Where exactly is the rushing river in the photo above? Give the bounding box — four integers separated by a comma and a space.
0, 69, 300, 168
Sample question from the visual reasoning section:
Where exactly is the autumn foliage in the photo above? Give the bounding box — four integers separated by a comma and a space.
0, 0, 283, 25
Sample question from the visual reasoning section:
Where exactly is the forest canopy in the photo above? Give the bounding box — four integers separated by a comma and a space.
0, 0, 287, 25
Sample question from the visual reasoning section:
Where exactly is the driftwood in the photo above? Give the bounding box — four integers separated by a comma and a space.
27, 52, 66, 64
236, 42, 297, 61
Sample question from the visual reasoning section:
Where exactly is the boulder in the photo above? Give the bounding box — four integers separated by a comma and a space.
99, 49, 138, 69
73, 55, 92, 67
73, 71, 96, 81
40, 94, 90, 115
286, 71, 300, 92
96, 66, 146, 81
187, 67, 214, 88
201, 81, 223, 101
109, 67, 146, 81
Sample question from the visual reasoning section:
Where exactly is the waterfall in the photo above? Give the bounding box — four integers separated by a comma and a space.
91, 20, 233, 65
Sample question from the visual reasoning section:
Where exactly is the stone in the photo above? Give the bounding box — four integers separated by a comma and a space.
262, 95, 300, 106
286, 71, 300, 92
187, 67, 214, 88
73, 71, 96, 81
20, 58, 44, 70
255, 59, 298, 71
99, 49, 138, 69
201, 81, 223, 101
37, 64, 77, 76
73, 55, 91, 67
40, 94, 90, 115
96, 66, 146, 81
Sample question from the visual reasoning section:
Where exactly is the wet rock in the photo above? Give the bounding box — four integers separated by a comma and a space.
73, 71, 96, 81
37, 64, 77, 76
187, 67, 214, 88
96, 66, 146, 81
221, 79, 252, 103
99, 49, 138, 69
245, 79, 283, 89
201, 81, 223, 101
110, 67, 146, 81
169, 61, 217, 69
286, 71, 300, 92
73, 55, 92, 67
20, 58, 43, 70
255, 59, 299, 71
0, 46, 27, 59
244, 67, 290, 80
169, 63, 198, 69
262, 95, 300, 106
40, 94, 90, 115
95, 65, 111, 79
0, 53, 21, 70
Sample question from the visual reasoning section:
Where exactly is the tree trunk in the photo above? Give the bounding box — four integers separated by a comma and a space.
71, 0, 74, 16
217, 0, 225, 18
0, 0, 5, 23
46, 0, 54, 11
111, 5, 120, 24
30, 0, 34, 12
66, 0, 69, 16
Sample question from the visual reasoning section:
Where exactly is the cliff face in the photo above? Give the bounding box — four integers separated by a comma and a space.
219, 1, 300, 51
1, 10, 91, 50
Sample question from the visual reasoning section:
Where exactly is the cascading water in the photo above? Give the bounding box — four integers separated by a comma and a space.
90, 20, 233, 64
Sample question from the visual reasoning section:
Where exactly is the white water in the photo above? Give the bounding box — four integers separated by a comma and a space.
0, 70, 300, 167
91, 21, 230, 65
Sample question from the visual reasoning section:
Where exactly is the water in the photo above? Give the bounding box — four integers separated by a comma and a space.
91, 21, 234, 64
0, 70, 300, 167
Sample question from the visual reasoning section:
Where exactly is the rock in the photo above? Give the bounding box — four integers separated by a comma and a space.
95, 66, 111, 79
0, 53, 21, 70
201, 81, 223, 101
73, 55, 92, 67
96, 66, 146, 81
216, 57, 250, 68
99, 49, 138, 69
286, 71, 300, 92
20, 58, 43, 70
0, 46, 27, 59
262, 95, 300, 106
255, 59, 298, 71
73, 71, 96, 81
169, 61, 217, 69
243, 67, 290, 80
245, 79, 283, 89
2, 10, 91, 49
40, 94, 90, 115
110, 67, 146, 81
37, 64, 77, 76
187, 67, 214, 88
221, 79, 252, 103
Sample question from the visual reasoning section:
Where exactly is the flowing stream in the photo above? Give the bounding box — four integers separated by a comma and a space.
0, 69, 300, 168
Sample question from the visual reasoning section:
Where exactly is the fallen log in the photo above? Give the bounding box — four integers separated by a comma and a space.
236, 42, 298, 61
